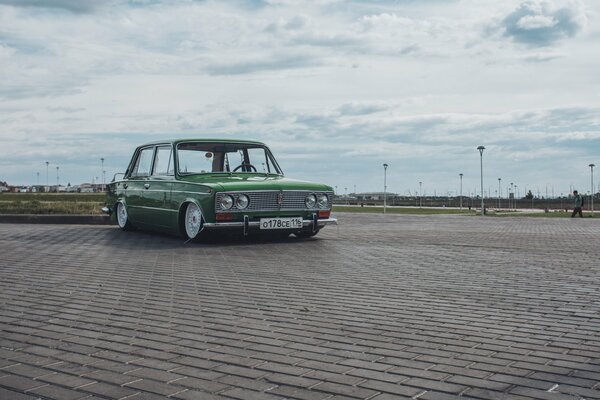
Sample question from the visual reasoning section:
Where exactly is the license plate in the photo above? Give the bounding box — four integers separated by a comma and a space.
259, 217, 303, 230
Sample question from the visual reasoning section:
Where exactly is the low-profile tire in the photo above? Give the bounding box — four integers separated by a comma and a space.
183, 202, 204, 240
116, 202, 133, 231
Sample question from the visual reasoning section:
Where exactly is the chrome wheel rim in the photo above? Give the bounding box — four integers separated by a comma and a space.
117, 202, 127, 228
185, 203, 202, 239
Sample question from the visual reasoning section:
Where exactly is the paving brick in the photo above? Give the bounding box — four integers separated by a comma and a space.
171, 376, 231, 393
79, 381, 139, 399
264, 372, 321, 388
221, 387, 285, 399
509, 386, 580, 400
125, 378, 184, 396
171, 389, 229, 399
0, 387, 39, 400
359, 379, 423, 397
403, 377, 467, 394
267, 384, 332, 400
312, 381, 379, 398
0, 374, 46, 391
37, 372, 97, 388
27, 384, 89, 400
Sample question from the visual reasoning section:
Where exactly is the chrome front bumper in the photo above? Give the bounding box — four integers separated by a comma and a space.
203, 217, 337, 231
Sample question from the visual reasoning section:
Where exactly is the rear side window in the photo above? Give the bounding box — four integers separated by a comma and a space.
153, 146, 173, 176
131, 148, 154, 177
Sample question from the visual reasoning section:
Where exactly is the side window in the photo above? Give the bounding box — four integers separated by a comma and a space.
152, 146, 173, 176
131, 147, 154, 177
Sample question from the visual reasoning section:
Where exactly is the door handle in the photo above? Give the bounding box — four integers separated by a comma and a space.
144, 183, 150, 189
123, 183, 128, 189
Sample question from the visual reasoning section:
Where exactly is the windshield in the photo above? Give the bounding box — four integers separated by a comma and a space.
176, 142, 282, 175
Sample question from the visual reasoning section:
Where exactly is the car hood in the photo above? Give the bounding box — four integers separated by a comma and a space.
178, 174, 333, 192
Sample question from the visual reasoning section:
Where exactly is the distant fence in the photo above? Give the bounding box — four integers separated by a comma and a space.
334, 196, 598, 211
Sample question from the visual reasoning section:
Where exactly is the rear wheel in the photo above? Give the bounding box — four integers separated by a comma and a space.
116, 202, 133, 230
184, 202, 203, 240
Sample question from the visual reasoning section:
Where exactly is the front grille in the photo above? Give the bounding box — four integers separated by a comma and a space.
215, 190, 333, 213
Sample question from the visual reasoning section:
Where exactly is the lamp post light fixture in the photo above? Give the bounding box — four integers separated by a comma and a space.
383, 163, 388, 214
477, 146, 485, 216
459, 173, 463, 210
590, 163, 595, 216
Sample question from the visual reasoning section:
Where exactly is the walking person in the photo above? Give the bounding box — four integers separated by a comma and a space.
571, 190, 584, 218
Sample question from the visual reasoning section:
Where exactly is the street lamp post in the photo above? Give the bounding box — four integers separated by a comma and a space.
45, 161, 49, 187
590, 164, 595, 216
477, 146, 485, 216
36, 172, 39, 186
419, 181, 422, 208
498, 178, 501, 209
459, 173, 463, 210
383, 163, 388, 214
101, 158, 105, 192
56, 166, 59, 187
510, 182, 514, 210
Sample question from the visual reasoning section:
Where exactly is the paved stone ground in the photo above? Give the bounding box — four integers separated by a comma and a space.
0, 213, 599, 400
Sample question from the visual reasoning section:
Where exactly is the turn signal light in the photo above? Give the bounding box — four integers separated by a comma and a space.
318, 210, 330, 218
216, 213, 233, 221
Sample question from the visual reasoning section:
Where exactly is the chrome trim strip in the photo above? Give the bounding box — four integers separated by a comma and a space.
136, 206, 179, 213
203, 217, 337, 230
170, 190, 211, 195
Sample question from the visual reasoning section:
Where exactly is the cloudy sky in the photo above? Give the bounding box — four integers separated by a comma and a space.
1, 0, 598, 197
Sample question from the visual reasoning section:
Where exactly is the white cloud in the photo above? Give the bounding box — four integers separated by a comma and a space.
499, 0, 587, 46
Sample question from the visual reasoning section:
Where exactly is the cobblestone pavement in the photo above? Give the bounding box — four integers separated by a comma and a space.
1, 214, 599, 400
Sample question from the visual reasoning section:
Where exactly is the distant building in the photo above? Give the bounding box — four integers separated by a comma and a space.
79, 183, 95, 193
354, 192, 396, 201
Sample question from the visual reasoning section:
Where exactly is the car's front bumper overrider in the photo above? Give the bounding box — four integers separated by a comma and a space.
203, 217, 337, 233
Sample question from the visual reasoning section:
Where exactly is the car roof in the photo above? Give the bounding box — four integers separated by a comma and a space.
137, 138, 267, 147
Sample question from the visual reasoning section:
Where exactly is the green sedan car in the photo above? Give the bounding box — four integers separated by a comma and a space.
103, 139, 337, 239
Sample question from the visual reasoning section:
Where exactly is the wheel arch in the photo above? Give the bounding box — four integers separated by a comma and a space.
178, 198, 205, 237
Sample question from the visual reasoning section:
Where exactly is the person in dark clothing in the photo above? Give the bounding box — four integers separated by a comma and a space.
571, 190, 584, 218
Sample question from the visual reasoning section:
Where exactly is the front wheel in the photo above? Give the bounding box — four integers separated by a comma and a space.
184, 202, 204, 240
116, 202, 133, 231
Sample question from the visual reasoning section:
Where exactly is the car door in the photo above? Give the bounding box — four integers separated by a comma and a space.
124, 146, 154, 225
143, 145, 174, 229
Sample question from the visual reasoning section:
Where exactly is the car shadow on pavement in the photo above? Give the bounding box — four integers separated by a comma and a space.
105, 226, 319, 248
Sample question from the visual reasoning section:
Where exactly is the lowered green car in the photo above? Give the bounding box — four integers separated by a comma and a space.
103, 139, 336, 239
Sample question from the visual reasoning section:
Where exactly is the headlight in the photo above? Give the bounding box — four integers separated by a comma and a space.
305, 194, 317, 208
220, 195, 234, 210
236, 194, 249, 209
317, 194, 328, 208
